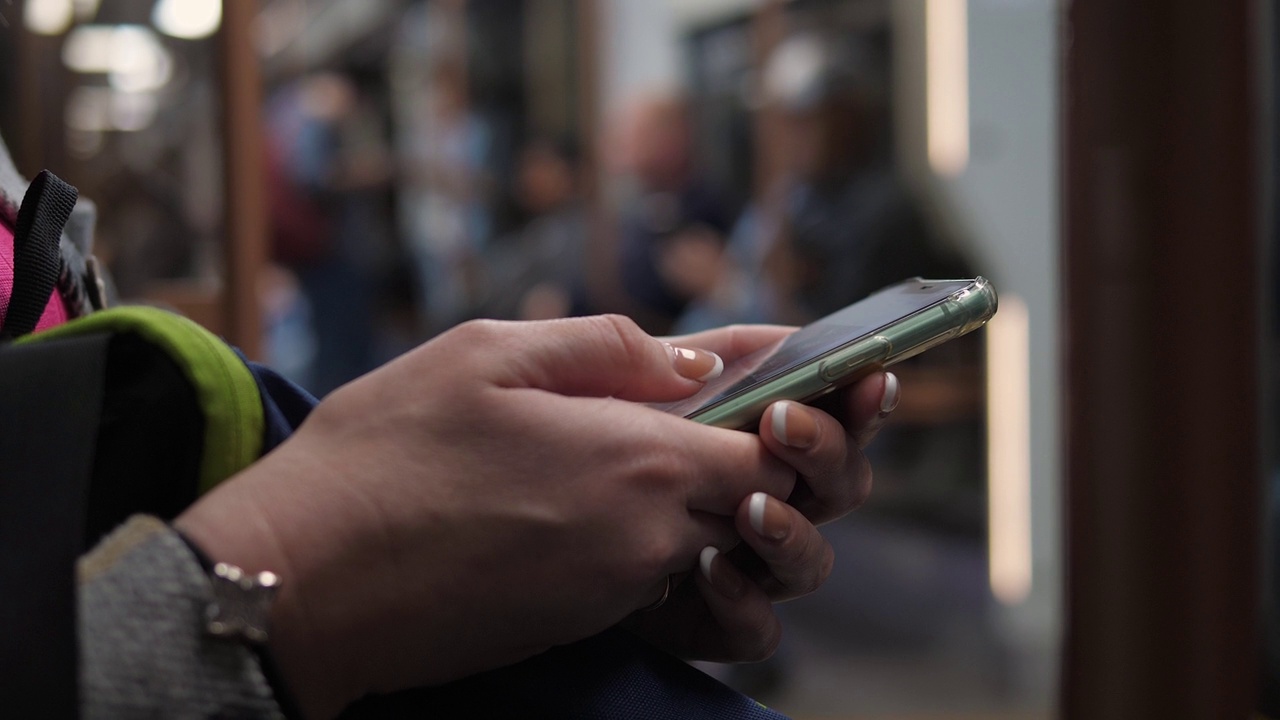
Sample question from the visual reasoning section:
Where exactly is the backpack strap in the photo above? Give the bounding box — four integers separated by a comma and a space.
22, 306, 266, 494
0, 331, 109, 716
1, 170, 77, 340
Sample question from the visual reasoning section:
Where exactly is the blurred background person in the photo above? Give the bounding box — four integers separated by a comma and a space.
265, 72, 393, 396
401, 56, 494, 335
479, 136, 590, 320
766, 35, 971, 321
612, 92, 734, 334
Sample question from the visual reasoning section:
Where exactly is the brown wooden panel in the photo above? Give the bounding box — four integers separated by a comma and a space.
1062, 1, 1261, 717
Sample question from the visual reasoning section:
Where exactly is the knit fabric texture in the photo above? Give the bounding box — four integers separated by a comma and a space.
78, 515, 284, 719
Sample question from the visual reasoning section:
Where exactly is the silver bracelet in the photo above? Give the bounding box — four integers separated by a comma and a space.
205, 563, 281, 645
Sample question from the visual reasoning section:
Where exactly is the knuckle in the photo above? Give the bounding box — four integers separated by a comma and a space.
778, 527, 829, 595
809, 539, 835, 592
848, 452, 874, 510
450, 317, 505, 346
593, 314, 658, 394
742, 616, 783, 662
630, 438, 689, 492
809, 450, 873, 521
753, 505, 832, 598
597, 314, 650, 358
637, 453, 684, 492
634, 530, 678, 580
597, 312, 644, 338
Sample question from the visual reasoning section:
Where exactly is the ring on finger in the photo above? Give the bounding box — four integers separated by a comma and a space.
640, 575, 672, 612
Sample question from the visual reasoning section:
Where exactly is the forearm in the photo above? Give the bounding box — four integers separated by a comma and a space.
78, 515, 285, 719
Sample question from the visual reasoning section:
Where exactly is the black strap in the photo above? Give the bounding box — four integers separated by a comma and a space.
1, 170, 78, 340
0, 332, 108, 717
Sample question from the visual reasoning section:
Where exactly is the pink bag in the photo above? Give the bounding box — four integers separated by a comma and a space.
0, 209, 69, 334
0, 168, 103, 339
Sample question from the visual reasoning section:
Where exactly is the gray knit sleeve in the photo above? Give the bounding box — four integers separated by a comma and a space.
78, 515, 285, 719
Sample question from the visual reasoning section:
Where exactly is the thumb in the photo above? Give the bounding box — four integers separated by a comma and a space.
479, 314, 723, 401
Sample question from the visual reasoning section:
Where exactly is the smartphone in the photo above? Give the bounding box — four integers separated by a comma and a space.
656, 277, 998, 429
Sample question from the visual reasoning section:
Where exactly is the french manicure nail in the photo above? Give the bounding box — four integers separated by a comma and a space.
880, 372, 900, 415
699, 546, 718, 583
749, 492, 789, 541
668, 344, 724, 382
771, 401, 816, 449
700, 546, 746, 598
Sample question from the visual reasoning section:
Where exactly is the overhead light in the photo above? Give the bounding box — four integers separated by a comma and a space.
63, 25, 172, 92
926, 0, 969, 177
66, 86, 158, 133
108, 26, 173, 92
62, 25, 117, 72
24, 0, 74, 35
152, 0, 222, 40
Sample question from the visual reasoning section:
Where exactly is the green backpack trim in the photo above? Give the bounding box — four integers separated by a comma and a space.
19, 306, 264, 494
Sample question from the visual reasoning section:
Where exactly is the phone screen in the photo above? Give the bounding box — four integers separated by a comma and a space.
656, 280, 968, 418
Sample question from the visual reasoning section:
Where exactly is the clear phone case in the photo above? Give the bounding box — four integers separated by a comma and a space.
689, 277, 998, 429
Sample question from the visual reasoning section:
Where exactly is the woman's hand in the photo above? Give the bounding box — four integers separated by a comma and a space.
625, 325, 896, 662
175, 315, 796, 718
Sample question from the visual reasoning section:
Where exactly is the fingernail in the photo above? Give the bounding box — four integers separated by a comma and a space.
771, 400, 817, 449
700, 546, 746, 598
667, 344, 724, 382
749, 492, 789, 541
880, 372, 900, 415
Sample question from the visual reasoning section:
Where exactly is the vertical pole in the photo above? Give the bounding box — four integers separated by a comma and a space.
15, 25, 44, 177
16, 30, 67, 178
216, 0, 265, 358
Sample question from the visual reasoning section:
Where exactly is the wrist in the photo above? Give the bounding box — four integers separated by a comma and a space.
172, 531, 306, 720
174, 453, 365, 719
